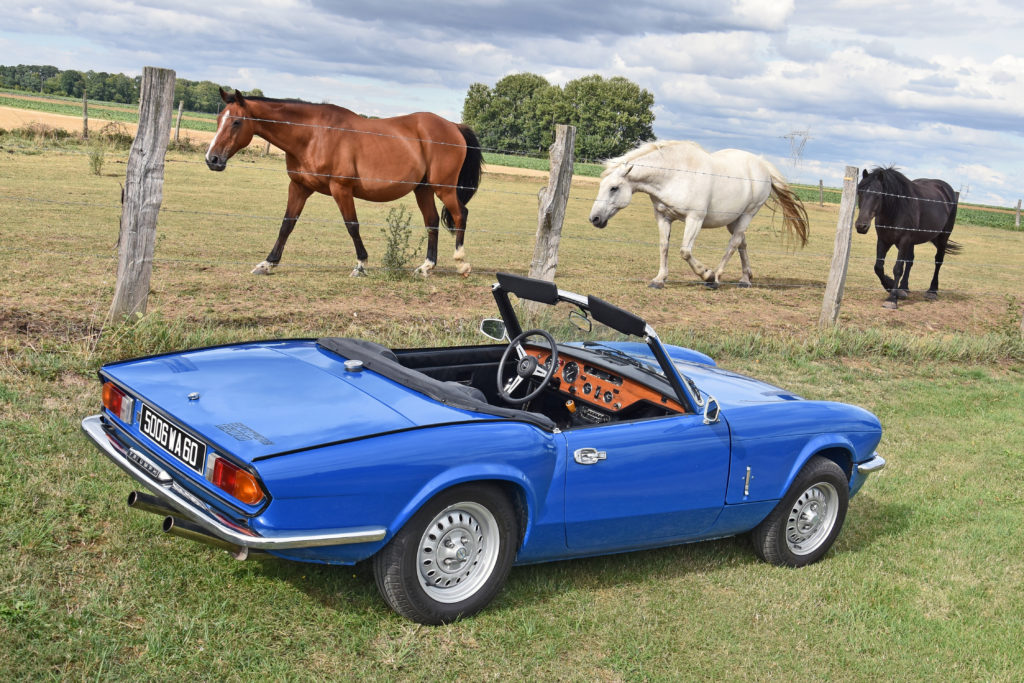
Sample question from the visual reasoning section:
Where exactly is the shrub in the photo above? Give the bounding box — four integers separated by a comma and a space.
379, 206, 421, 280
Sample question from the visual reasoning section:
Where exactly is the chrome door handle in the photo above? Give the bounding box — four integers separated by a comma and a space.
574, 447, 607, 465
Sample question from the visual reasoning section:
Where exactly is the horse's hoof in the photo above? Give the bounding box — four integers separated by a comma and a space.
251, 261, 275, 275
456, 262, 472, 277
704, 280, 720, 290
648, 281, 665, 289
924, 291, 938, 301
738, 281, 751, 289
412, 267, 429, 278
895, 289, 909, 300
350, 267, 367, 277
882, 300, 898, 310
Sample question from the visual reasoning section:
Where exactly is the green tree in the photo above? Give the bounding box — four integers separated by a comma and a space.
461, 72, 655, 160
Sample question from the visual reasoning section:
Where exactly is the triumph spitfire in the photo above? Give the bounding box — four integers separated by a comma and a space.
82, 272, 885, 624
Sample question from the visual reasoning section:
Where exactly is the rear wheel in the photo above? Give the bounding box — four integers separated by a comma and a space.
372, 484, 517, 624
752, 457, 849, 567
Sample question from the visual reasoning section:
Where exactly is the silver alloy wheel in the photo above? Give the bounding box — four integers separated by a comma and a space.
417, 501, 500, 603
785, 482, 840, 555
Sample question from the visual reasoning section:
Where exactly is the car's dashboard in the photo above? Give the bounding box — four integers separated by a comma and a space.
523, 346, 686, 422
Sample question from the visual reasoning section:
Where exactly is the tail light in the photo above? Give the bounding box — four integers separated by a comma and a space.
102, 382, 135, 423
210, 456, 265, 505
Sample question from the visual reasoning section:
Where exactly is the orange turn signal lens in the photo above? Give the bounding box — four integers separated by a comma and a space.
211, 456, 265, 506
102, 382, 134, 423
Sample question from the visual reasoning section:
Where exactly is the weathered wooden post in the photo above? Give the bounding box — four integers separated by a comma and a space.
818, 166, 859, 327
82, 92, 88, 139
1015, 199, 1021, 229
109, 66, 176, 321
174, 99, 184, 143
819, 179, 824, 207
528, 124, 576, 285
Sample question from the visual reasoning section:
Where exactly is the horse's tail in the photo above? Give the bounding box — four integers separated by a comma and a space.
766, 163, 810, 247
945, 240, 963, 256
441, 124, 484, 232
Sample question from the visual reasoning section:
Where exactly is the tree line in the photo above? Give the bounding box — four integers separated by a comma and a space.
2, 64, 657, 158
0, 64, 261, 113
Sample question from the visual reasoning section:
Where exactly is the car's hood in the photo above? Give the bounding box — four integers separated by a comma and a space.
101, 340, 487, 463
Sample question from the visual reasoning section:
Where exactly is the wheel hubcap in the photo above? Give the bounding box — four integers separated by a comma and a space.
417, 502, 500, 603
786, 482, 839, 555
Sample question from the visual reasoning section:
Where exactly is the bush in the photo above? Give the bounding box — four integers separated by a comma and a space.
379, 206, 421, 280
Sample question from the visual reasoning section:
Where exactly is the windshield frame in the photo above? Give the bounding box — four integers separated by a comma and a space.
491, 272, 697, 412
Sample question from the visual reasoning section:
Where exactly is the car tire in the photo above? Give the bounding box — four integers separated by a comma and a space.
751, 456, 849, 567
372, 484, 518, 624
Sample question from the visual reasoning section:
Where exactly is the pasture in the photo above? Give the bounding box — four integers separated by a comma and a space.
1, 142, 1023, 680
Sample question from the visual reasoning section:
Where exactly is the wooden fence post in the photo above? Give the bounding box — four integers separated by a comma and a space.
82, 92, 88, 139
109, 66, 176, 321
818, 166, 859, 327
174, 99, 184, 142
1015, 199, 1021, 229
528, 124, 576, 284
819, 179, 824, 207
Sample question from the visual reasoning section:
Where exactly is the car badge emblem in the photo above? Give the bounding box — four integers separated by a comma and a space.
188, 392, 200, 401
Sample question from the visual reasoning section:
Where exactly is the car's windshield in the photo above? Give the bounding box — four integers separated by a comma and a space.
507, 296, 666, 381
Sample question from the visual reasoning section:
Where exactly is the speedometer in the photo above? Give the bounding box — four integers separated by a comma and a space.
562, 361, 579, 383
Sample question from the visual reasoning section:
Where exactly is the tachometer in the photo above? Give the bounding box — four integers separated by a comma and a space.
562, 361, 579, 383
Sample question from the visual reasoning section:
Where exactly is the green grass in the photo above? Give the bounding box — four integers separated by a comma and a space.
1, 144, 1024, 678
2, 319, 1023, 679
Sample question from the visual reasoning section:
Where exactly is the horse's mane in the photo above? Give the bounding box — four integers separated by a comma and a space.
860, 165, 916, 216
601, 140, 706, 177
226, 93, 312, 106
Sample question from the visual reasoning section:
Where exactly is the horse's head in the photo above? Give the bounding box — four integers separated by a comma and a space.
854, 168, 882, 234
590, 164, 635, 229
205, 89, 256, 171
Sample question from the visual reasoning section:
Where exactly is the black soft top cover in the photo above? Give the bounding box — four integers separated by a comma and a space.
317, 337, 555, 430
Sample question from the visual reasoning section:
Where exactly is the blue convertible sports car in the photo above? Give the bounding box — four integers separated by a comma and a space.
83, 273, 885, 624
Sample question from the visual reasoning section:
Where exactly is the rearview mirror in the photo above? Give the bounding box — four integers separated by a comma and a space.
480, 319, 508, 341
702, 396, 720, 425
568, 309, 592, 333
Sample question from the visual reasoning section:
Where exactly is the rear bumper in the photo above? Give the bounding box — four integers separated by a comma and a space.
81, 414, 387, 550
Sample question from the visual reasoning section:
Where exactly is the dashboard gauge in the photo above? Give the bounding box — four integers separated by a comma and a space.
563, 361, 579, 383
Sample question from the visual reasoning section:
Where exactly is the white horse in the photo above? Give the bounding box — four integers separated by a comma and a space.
589, 141, 809, 288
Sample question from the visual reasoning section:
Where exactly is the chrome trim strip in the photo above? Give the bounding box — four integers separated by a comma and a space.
82, 414, 389, 550
857, 454, 887, 474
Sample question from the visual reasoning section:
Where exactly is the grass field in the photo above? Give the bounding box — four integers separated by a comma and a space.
1, 136, 1023, 679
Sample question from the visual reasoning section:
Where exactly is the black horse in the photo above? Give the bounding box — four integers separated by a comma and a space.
855, 166, 961, 309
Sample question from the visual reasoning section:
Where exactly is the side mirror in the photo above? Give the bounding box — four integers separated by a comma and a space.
702, 396, 720, 425
568, 309, 592, 333
480, 318, 508, 341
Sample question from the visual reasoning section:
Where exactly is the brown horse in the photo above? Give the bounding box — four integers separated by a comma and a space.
205, 89, 483, 277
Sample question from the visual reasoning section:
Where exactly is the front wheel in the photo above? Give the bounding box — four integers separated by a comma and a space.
372, 484, 518, 624
751, 457, 849, 567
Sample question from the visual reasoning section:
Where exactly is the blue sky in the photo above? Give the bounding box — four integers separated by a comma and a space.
3, 0, 1022, 205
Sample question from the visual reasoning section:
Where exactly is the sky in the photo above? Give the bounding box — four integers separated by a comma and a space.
3, 0, 1022, 206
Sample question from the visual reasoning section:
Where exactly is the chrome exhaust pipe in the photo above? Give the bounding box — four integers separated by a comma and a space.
127, 490, 179, 518
162, 516, 255, 560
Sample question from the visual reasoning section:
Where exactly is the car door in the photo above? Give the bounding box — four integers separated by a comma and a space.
562, 413, 730, 551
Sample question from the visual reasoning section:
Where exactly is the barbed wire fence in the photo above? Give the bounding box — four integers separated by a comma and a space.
2, 67, 1022, 335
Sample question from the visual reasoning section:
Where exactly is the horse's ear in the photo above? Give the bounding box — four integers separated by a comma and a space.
862, 169, 868, 179
219, 87, 235, 104
234, 90, 247, 105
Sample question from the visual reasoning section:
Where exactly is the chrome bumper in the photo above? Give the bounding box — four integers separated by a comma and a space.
857, 454, 887, 475
81, 414, 388, 550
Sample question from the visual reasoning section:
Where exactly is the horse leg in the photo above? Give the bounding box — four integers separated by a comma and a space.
438, 186, 472, 277
715, 216, 753, 287
649, 212, 673, 288
253, 181, 313, 274
893, 242, 914, 299
413, 186, 440, 277
874, 239, 895, 292
329, 186, 368, 276
737, 235, 753, 287
925, 236, 949, 301
678, 213, 715, 287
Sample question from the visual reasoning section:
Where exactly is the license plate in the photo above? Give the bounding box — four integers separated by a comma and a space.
139, 404, 207, 474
